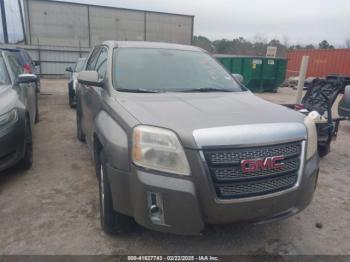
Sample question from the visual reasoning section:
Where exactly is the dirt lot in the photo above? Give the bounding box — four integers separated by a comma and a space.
0, 79, 350, 255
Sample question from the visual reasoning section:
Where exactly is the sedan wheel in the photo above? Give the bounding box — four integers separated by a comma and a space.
100, 164, 105, 218
19, 117, 33, 169
76, 103, 85, 142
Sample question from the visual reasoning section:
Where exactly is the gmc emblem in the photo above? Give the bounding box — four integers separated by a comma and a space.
241, 156, 285, 174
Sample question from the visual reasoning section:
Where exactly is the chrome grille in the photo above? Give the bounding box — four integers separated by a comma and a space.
203, 141, 302, 199
205, 142, 301, 165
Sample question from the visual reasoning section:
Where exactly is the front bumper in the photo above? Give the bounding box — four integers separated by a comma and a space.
0, 115, 26, 172
106, 152, 319, 235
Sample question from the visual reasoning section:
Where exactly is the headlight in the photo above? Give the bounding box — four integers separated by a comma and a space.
304, 115, 318, 159
132, 125, 190, 176
0, 109, 18, 128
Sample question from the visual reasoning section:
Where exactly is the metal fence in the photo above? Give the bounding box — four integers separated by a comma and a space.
0, 43, 90, 76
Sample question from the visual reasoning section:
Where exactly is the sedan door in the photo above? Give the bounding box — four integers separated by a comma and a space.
6, 53, 36, 127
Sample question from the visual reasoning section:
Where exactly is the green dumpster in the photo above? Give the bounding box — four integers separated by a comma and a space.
214, 55, 287, 92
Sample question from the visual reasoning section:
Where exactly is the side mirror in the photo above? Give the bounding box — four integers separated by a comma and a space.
65, 66, 73, 73
78, 71, 103, 87
232, 74, 244, 84
345, 85, 350, 98
16, 74, 38, 84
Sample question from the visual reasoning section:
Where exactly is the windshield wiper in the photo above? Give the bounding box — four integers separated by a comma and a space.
117, 88, 160, 93
177, 87, 233, 93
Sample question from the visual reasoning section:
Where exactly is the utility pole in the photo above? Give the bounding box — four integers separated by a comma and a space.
295, 56, 309, 104
0, 0, 8, 44
18, 0, 26, 44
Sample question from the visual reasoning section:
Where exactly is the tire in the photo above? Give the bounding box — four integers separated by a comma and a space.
69, 93, 75, 108
18, 116, 33, 170
318, 145, 330, 158
68, 86, 76, 108
76, 101, 85, 142
98, 150, 134, 234
35, 93, 40, 123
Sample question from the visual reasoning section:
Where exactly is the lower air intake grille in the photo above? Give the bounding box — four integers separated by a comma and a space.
216, 174, 298, 199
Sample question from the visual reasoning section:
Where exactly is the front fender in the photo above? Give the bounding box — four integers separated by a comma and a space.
94, 110, 130, 171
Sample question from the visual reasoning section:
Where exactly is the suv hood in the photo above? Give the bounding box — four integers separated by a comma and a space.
115, 91, 306, 148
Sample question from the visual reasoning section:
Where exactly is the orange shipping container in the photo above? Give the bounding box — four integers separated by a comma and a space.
287, 49, 350, 78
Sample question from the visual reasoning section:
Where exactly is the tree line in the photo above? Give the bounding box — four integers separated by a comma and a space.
193, 36, 345, 57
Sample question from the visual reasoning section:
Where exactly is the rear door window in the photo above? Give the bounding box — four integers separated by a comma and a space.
7, 54, 23, 78
25, 51, 32, 63
12, 51, 25, 65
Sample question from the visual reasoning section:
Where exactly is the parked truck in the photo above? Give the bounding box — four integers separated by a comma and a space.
76, 41, 320, 235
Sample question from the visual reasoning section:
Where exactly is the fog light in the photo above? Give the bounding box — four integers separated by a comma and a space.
150, 205, 161, 215
147, 192, 165, 225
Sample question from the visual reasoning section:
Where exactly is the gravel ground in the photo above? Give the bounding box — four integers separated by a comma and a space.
0, 79, 349, 255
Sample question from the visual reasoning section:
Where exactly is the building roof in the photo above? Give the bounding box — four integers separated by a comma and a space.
41, 0, 194, 18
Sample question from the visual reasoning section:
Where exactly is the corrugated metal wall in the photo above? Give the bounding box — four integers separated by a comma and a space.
287, 49, 350, 78
145, 13, 193, 44
26, 0, 90, 47
24, 0, 194, 47
89, 7, 145, 46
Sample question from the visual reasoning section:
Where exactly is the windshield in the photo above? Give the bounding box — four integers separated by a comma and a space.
0, 57, 10, 86
113, 48, 245, 93
74, 59, 85, 72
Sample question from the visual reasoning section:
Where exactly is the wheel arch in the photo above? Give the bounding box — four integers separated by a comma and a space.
93, 110, 130, 172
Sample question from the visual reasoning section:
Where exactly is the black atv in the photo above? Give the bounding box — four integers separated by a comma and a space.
283, 79, 348, 157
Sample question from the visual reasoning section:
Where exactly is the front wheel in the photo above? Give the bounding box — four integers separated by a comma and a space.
35, 93, 40, 123
318, 144, 330, 158
68, 86, 76, 108
76, 101, 85, 142
18, 116, 33, 170
98, 150, 134, 234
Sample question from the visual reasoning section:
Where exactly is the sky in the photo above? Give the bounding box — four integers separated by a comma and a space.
2, 0, 350, 46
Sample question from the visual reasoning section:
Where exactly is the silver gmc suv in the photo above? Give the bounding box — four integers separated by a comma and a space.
76, 41, 319, 235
